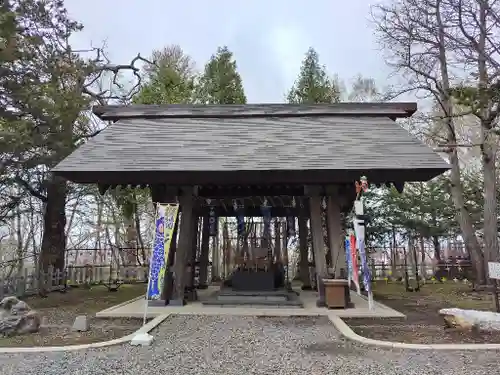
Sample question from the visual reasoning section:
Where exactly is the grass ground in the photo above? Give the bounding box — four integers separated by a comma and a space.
345, 280, 500, 344
0, 283, 147, 347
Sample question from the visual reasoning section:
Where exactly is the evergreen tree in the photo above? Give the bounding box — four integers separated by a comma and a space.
287, 47, 340, 104
196, 46, 246, 104
134, 45, 196, 105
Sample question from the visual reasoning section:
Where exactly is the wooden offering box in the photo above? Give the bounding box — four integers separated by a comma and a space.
323, 279, 349, 309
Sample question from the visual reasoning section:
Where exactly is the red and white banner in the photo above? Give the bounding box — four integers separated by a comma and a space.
349, 233, 360, 293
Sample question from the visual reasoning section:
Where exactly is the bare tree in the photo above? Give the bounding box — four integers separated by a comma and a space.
0, 1, 155, 288
444, 0, 500, 267
371, 0, 487, 281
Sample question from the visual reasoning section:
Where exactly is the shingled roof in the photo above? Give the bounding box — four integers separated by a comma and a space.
52, 103, 450, 185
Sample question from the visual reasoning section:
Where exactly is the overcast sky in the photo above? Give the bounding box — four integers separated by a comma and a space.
65, 0, 391, 103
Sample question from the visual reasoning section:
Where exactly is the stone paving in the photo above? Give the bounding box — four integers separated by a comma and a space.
96, 287, 405, 319
0, 315, 498, 375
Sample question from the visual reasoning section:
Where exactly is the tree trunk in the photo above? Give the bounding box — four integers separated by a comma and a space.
482, 138, 498, 265
419, 235, 426, 278
432, 235, 441, 262
94, 197, 103, 264
391, 225, 398, 276
124, 215, 137, 266
15, 205, 23, 277
449, 149, 486, 282
435, 7, 486, 283
39, 176, 67, 294
133, 201, 146, 264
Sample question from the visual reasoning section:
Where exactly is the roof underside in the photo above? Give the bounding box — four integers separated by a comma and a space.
53, 103, 450, 186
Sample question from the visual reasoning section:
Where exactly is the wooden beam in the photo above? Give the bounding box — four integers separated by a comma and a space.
193, 206, 302, 217
198, 185, 305, 198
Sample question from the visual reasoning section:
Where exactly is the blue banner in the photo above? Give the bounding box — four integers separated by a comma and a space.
345, 237, 352, 282
358, 240, 371, 294
147, 206, 165, 299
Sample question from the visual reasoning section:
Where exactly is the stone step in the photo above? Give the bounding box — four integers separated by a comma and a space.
217, 289, 298, 297
217, 294, 288, 302
203, 299, 304, 308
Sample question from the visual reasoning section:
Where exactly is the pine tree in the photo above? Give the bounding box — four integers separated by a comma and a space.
196, 46, 246, 104
134, 45, 196, 105
287, 47, 340, 104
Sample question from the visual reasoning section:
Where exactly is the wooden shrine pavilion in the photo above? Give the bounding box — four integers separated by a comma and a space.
52, 103, 450, 307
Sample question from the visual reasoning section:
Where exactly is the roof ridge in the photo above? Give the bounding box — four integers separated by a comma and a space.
93, 103, 417, 121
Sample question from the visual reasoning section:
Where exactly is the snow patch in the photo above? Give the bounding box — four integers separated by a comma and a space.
439, 308, 500, 331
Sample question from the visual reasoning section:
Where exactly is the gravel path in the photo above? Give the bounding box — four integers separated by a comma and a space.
1, 315, 499, 375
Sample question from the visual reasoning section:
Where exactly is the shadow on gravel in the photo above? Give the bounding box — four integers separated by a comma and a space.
254, 316, 332, 327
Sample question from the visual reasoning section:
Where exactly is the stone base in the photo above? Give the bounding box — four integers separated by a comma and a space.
167, 298, 186, 306
316, 298, 326, 307
184, 287, 198, 302
197, 284, 209, 290
203, 288, 303, 308
316, 278, 326, 307
231, 269, 276, 291
130, 333, 154, 346
147, 299, 167, 307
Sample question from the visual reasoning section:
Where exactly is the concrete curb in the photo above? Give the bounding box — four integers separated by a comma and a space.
96, 295, 146, 317
0, 314, 170, 354
328, 315, 500, 351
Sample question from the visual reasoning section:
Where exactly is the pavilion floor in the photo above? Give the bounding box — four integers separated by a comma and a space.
96, 286, 404, 319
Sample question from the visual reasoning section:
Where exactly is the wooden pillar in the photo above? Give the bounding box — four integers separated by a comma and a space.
274, 218, 281, 261
212, 219, 220, 281
198, 214, 210, 289
171, 187, 195, 305
326, 187, 346, 278
307, 186, 328, 306
299, 209, 311, 290
186, 216, 199, 301
162, 210, 179, 303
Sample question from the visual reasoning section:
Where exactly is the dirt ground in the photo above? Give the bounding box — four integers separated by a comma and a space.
0, 283, 147, 347
345, 281, 500, 344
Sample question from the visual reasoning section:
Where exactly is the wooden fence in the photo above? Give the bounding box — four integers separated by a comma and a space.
0, 265, 149, 300
0, 263, 213, 300
306, 262, 474, 289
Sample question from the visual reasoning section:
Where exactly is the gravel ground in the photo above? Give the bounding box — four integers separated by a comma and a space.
0, 318, 144, 347
1, 315, 499, 375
